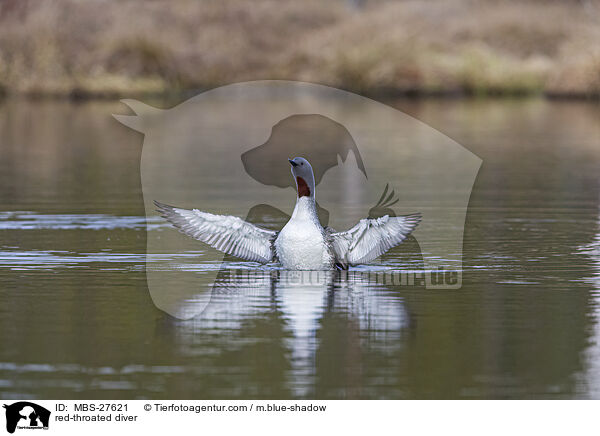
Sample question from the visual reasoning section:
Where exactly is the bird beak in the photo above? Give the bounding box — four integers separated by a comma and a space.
288, 158, 298, 167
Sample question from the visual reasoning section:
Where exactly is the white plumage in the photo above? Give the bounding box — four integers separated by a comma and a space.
274, 196, 334, 270
155, 157, 420, 269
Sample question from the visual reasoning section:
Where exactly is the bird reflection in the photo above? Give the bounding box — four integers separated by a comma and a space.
157, 269, 411, 397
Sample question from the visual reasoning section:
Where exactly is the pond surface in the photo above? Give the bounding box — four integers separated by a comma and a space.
0, 98, 599, 399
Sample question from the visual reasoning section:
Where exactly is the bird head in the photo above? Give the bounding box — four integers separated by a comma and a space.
288, 157, 315, 199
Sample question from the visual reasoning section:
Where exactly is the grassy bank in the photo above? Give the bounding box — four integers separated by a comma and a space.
0, 0, 599, 98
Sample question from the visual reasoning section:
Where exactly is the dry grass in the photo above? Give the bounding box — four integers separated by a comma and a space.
0, 0, 598, 98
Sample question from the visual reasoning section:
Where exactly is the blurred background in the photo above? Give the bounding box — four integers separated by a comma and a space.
0, 0, 598, 99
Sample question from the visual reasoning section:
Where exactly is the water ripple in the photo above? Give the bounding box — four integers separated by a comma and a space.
0, 211, 166, 230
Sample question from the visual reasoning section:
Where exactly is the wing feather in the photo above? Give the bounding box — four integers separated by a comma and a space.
330, 213, 421, 266
154, 201, 277, 263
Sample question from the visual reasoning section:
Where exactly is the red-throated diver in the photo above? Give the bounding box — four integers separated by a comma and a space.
155, 157, 421, 270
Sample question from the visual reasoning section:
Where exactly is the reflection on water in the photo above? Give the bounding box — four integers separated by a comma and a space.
193, 270, 410, 398
578, 203, 600, 398
0, 98, 599, 399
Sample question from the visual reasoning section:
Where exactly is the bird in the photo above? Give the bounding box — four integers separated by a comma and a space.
154, 157, 421, 270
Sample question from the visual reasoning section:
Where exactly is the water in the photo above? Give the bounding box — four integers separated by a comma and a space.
0, 98, 599, 399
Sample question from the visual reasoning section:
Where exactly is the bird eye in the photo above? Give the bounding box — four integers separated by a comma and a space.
301, 162, 304, 165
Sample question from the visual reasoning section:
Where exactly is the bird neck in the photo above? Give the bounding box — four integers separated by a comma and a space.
295, 176, 315, 199
291, 196, 317, 221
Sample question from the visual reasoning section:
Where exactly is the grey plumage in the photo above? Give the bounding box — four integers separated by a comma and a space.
154, 201, 277, 263
329, 213, 421, 268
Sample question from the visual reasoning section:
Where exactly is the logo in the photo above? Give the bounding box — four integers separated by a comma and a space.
3, 402, 50, 434
114, 80, 481, 319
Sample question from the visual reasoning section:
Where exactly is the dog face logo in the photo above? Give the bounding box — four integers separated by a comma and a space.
3, 402, 50, 433
115, 80, 481, 319
240, 113, 369, 227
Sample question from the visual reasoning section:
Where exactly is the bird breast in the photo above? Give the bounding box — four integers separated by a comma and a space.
275, 218, 332, 270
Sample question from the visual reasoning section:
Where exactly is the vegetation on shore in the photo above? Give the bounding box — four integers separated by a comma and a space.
0, 0, 599, 99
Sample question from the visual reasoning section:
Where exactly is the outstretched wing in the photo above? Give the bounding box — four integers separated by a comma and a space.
154, 201, 277, 263
330, 213, 421, 266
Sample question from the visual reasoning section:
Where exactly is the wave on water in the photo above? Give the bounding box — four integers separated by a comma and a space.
0, 211, 166, 230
